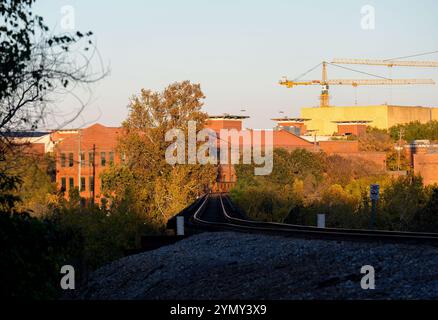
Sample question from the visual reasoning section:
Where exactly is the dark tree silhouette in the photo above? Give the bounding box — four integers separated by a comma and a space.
0, 0, 107, 137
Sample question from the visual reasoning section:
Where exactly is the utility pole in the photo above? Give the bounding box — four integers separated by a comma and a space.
78, 130, 82, 192
369, 184, 380, 230
397, 128, 403, 171
92, 144, 96, 205
307, 129, 318, 152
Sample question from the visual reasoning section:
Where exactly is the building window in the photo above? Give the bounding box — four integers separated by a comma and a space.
80, 177, 86, 191
68, 153, 74, 167
69, 177, 74, 190
61, 177, 66, 191
61, 153, 66, 167
80, 153, 85, 167
101, 152, 106, 167
109, 152, 114, 165
88, 151, 94, 167
89, 176, 94, 192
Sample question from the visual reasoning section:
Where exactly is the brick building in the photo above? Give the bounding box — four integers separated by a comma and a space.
404, 141, 438, 185
30, 112, 437, 200
271, 117, 310, 136
53, 124, 123, 204
332, 120, 372, 136
414, 153, 438, 185
5, 131, 54, 155
206, 115, 319, 191
205, 114, 392, 190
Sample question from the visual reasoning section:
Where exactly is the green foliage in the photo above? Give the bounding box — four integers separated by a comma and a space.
0, 211, 82, 299
389, 120, 438, 142
231, 147, 438, 232
1, 0, 98, 132
412, 187, 438, 232
0, 151, 57, 216
0, 172, 21, 211
50, 202, 153, 272
234, 149, 325, 194
102, 81, 216, 226
379, 175, 428, 231
358, 127, 393, 152
231, 180, 303, 223
0, 79, 218, 298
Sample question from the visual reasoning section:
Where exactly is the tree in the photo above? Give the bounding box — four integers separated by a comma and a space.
0, 1, 109, 298
102, 81, 216, 225
380, 175, 427, 230
358, 127, 393, 152
389, 121, 438, 142
232, 147, 388, 228
1, 0, 107, 210
0, 0, 107, 137
0, 150, 57, 216
412, 187, 438, 232
0, 210, 82, 299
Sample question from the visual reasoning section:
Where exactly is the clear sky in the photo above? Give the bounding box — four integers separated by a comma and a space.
35, 0, 438, 129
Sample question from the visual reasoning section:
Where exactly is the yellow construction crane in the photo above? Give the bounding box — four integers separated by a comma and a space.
332, 58, 438, 67
280, 61, 436, 108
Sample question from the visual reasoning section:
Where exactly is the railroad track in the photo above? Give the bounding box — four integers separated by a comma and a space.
189, 193, 438, 244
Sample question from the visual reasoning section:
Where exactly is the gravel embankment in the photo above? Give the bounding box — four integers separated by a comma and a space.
74, 232, 438, 300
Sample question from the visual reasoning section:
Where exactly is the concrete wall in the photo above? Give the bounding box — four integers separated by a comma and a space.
301, 105, 388, 135
432, 108, 438, 121
301, 105, 438, 135
386, 106, 435, 127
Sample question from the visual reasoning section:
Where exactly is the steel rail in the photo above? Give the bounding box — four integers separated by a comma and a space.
220, 195, 438, 239
190, 193, 438, 244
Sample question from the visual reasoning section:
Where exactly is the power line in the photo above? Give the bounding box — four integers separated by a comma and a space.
293, 62, 323, 81
328, 62, 390, 80
291, 61, 392, 81
384, 50, 438, 61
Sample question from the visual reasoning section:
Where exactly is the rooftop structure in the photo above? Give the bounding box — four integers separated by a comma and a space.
301, 105, 438, 135
206, 114, 249, 132
271, 117, 311, 136
208, 114, 249, 120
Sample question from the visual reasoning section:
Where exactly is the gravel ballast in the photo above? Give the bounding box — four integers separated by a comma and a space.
75, 232, 438, 300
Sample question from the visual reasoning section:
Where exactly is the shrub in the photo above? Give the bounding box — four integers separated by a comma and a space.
412, 187, 438, 232
0, 211, 82, 299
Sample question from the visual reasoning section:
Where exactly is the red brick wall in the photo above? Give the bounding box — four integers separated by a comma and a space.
319, 140, 359, 154
414, 154, 438, 185
205, 119, 243, 132
338, 152, 387, 170
213, 130, 315, 191
54, 124, 123, 203
22, 143, 45, 156
337, 124, 367, 136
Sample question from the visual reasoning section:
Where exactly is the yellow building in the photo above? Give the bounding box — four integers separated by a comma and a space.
301, 105, 438, 135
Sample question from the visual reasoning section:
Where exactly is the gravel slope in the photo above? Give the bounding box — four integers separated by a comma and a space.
75, 232, 438, 300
